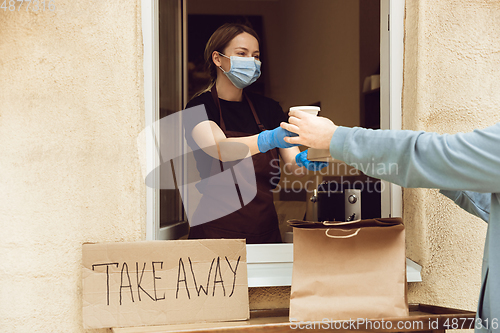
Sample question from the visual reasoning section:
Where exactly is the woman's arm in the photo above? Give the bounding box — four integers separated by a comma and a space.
191, 120, 259, 162
191, 120, 299, 162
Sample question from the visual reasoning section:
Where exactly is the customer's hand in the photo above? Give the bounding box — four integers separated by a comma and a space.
257, 126, 300, 153
295, 150, 329, 171
280, 110, 338, 150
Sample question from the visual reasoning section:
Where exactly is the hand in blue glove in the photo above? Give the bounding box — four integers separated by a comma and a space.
257, 127, 300, 153
295, 150, 329, 171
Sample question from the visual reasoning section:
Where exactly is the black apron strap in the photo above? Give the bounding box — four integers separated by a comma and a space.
244, 93, 266, 131
211, 85, 226, 131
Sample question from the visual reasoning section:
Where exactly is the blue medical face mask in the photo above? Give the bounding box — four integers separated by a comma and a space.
218, 52, 261, 89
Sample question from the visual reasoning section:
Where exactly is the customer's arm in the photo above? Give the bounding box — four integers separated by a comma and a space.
440, 190, 491, 223
281, 111, 500, 193
327, 124, 500, 193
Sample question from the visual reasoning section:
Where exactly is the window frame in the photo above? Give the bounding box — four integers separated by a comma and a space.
141, 0, 412, 287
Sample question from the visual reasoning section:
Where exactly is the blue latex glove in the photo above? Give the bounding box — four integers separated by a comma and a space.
257, 127, 299, 153
295, 150, 329, 171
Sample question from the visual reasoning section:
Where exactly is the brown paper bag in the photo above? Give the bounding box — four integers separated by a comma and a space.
289, 218, 408, 322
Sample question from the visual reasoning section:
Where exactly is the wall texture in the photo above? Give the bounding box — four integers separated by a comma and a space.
0, 1, 145, 332
403, 0, 498, 312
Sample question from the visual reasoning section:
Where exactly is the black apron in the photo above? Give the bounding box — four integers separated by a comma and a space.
188, 86, 282, 244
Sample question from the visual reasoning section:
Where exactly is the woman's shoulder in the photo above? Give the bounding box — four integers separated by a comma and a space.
185, 90, 219, 124
186, 91, 213, 109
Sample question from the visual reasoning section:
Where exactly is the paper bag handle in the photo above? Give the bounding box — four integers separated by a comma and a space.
325, 228, 360, 239
322, 219, 361, 226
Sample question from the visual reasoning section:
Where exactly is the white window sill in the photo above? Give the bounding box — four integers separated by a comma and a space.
247, 243, 422, 287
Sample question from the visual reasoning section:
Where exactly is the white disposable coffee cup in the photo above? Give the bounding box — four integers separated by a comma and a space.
289, 106, 320, 116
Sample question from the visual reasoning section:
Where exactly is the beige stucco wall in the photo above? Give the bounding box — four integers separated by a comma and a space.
403, 0, 498, 312
2, 0, 500, 331
0, 1, 145, 332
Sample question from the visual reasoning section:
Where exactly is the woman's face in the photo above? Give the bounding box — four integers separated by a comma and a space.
215, 32, 260, 72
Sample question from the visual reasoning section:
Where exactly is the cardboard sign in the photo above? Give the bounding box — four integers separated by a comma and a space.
82, 239, 248, 329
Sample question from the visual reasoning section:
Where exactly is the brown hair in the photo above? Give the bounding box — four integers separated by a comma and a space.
204, 23, 260, 84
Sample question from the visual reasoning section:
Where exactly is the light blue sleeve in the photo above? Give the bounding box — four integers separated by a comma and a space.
439, 190, 490, 223
329, 123, 500, 193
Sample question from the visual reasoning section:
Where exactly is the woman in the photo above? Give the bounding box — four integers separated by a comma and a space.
184, 23, 326, 244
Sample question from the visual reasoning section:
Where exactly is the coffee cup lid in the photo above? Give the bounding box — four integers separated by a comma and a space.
289, 106, 321, 112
